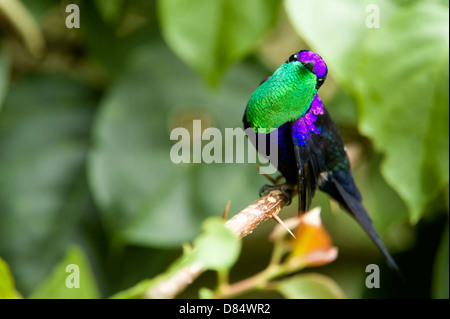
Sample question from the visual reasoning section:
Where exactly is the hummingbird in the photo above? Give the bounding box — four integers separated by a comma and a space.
243, 50, 399, 272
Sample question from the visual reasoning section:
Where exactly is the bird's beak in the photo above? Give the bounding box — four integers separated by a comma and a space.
302, 61, 315, 73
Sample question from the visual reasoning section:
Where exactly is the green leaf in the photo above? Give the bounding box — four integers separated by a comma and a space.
433, 224, 449, 299
285, 0, 396, 90
0, 75, 97, 295
286, 0, 449, 222
88, 43, 268, 248
188, 218, 240, 271
355, 2, 449, 222
0, 257, 19, 299
275, 273, 346, 299
30, 245, 100, 299
158, 0, 281, 86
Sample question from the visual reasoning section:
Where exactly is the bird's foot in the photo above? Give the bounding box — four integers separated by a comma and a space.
273, 175, 286, 185
259, 184, 294, 205
259, 169, 286, 186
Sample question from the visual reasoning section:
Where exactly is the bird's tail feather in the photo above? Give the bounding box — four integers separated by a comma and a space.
332, 179, 401, 274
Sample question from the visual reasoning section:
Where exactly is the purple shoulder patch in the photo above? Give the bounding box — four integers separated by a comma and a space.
292, 94, 324, 146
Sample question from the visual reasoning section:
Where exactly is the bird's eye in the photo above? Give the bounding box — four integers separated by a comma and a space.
286, 53, 299, 63
301, 61, 315, 73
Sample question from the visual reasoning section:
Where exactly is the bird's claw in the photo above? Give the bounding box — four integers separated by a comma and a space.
259, 184, 294, 206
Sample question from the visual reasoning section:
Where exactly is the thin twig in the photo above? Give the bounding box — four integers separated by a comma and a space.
143, 190, 289, 299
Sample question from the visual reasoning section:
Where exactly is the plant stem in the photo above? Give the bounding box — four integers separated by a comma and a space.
212, 263, 287, 299
268, 237, 286, 267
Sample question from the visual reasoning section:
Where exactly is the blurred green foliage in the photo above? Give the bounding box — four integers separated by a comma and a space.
0, 0, 448, 299
275, 273, 345, 299
0, 257, 19, 298
30, 245, 100, 298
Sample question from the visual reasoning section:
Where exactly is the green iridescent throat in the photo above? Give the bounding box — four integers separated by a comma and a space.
246, 61, 317, 131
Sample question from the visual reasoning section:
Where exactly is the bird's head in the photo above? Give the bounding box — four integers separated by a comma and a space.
286, 50, 328, 90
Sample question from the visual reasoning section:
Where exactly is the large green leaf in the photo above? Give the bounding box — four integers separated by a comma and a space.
285, 0, 396, 90
88, 43, 268, 248
158, 0, 281, 86
355, 2, 449, 222
286, 0, 449, 222
30, 245, 100, 299
0, 75, 97, 295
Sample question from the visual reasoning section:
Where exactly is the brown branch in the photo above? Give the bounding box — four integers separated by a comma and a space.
224, 190, 288, 237
143, 190, 289, 299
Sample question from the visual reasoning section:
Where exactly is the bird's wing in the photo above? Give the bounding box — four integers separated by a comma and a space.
291, 123, 323, 213
314, 106, 400, 273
